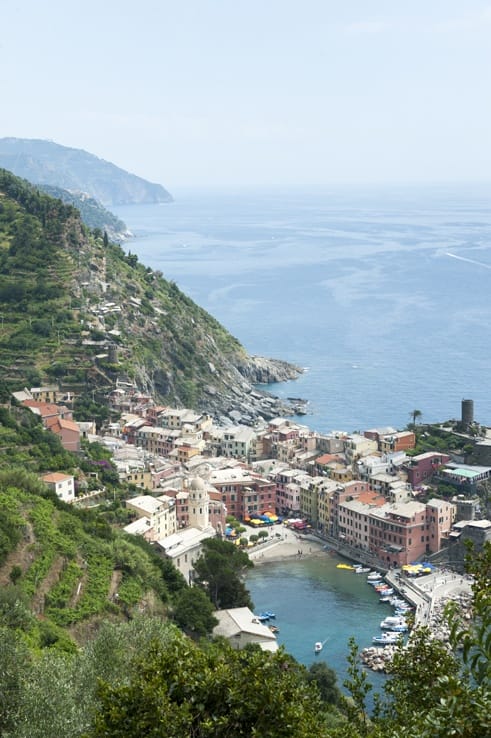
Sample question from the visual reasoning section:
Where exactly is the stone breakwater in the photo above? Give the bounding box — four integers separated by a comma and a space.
361, 588, 473, 673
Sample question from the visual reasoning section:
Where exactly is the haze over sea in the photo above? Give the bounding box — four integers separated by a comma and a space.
114, 185, 491, 434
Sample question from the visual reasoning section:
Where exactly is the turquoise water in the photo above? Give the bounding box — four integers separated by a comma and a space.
114, 185, 491, 433
245, 552, 388, 696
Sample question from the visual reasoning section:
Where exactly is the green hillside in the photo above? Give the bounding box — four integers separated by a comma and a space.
0, 168, 292, 422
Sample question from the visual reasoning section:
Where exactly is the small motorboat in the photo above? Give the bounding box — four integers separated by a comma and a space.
372, 632, 401, 646
269, 625, 280, 634
337, 563, 355, 570
314, 641, 323, 653
354, 566, 371, 574
367, 572, 383, 582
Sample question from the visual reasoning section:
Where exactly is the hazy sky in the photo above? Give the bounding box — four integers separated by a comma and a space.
2, 0, 490, 189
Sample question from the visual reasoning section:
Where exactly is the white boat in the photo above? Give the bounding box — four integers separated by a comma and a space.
372, 632, 401, 645
367, 572, 382, 581
354, 565, 371, 574
314, 641, 323, 653
380, 616, 407, 630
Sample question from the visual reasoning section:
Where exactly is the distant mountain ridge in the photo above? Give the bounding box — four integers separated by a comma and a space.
0, 137, 173, 206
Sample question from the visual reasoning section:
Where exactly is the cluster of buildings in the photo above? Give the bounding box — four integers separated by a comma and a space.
14, 383, 491, 583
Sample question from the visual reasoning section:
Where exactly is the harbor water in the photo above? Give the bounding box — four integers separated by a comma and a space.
246, 552, 388, 696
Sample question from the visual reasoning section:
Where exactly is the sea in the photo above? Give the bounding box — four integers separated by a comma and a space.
113, 185, 490, 690
114, 184, 491, 434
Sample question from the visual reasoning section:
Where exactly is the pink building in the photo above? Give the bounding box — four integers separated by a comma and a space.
329, 480, 370, 537
369, 501, 428, 567
403, 452, 450, 489
425, 497, 456, 550
338, 490, 386, 548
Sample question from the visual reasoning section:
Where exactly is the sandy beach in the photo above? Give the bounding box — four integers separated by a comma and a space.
247, 524, 327, 565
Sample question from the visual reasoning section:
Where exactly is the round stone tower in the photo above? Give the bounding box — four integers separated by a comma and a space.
461, 399, 474, 428
188, 476, 209, 530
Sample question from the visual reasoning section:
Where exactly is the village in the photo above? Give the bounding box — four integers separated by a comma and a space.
12, 382, 491, 594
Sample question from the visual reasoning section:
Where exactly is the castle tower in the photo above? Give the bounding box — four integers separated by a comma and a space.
461, 399, 474, 428
188, 476, 209, 530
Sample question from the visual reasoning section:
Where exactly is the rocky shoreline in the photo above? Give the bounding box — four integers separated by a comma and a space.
360, 575, 474, 673
199, 355, 307, 425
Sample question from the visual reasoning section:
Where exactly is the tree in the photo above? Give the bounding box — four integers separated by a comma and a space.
87, 631, 334, 738
171, 586, 218, 638
193, 538, 254, 609
307, 661, 341, 705
410, 409, 422, 428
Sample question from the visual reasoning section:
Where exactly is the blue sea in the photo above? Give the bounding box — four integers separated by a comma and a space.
114, 184, 491, 434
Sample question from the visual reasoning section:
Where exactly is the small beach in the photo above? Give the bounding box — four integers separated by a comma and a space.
247, 524, 327, 565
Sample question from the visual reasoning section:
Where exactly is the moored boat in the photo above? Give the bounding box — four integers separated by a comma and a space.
372, 632, 401, 645
380, 616, 408, 630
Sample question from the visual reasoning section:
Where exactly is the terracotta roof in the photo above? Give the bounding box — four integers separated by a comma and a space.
47, 417, 80, 433
41, 472, 73, 483
22, 400, 60, 416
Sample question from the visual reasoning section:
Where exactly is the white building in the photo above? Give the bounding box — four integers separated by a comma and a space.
156, 477, 216, 583
212, 607, 278, 652
41, 472, 75, 503
125, 494, 177, 540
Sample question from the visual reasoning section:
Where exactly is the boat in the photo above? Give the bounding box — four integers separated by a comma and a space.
372, 632, 401, 645
269, 625, 280, 633
255, 613, 270, 622
380, 616, 408, 631
336, 563, 355, 570
263, 610, 276, 619
354, 566, 371, 573
367, 572, 383, 581
314, 641, 323, 653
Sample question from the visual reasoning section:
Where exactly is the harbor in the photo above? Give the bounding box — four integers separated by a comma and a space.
246, 526, 474, 678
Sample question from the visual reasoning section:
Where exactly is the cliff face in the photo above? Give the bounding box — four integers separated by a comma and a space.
0, 169, 302, 425
0, 138, 173, 206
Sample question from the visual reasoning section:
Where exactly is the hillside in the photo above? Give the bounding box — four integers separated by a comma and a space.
0, 470, 182, 650
38, 184, 131, 241
0, 137, 173, 206
0, 169, 301, 423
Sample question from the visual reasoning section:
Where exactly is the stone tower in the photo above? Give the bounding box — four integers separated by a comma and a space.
188, 476, 209, 530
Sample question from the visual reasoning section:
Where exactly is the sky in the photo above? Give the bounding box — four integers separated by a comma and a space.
1, 0, 491, 190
